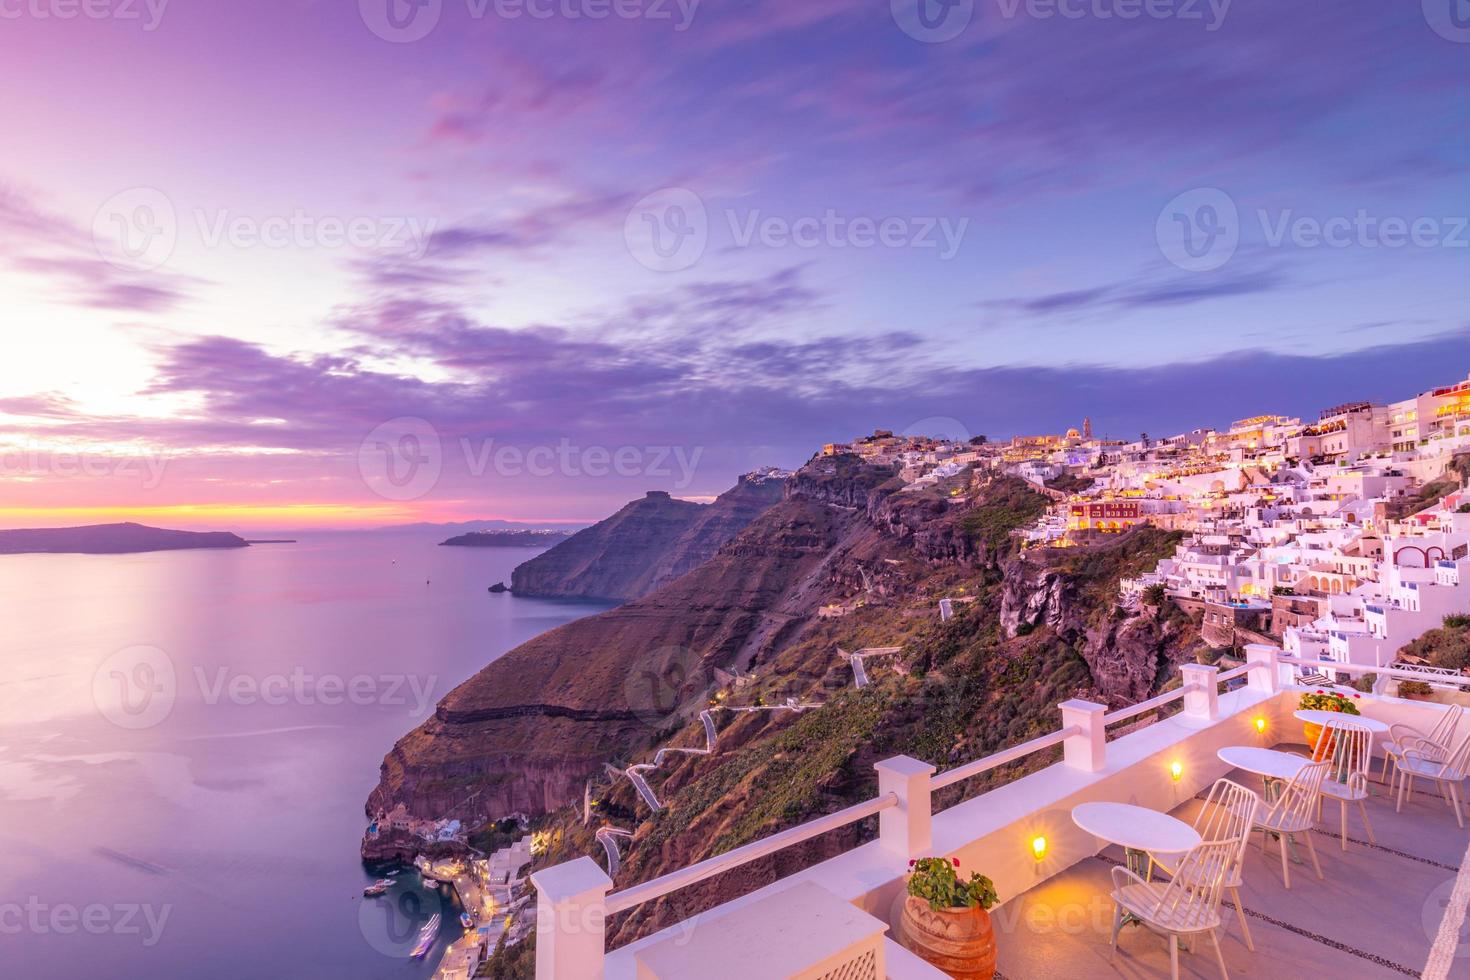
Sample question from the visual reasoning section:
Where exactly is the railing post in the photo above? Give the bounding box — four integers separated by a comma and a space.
1180, 664, 1220, 722
1244, 644, 1282, 694
1059, 700, 1107, 773
874, 755, 935, 859
532, 857, 612, 980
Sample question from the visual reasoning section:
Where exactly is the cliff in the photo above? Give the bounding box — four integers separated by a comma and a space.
508, 473, 787, 602
0, 522, 249, 555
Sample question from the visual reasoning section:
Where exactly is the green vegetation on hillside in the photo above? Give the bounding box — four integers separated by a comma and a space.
1402, 616, 1470, 672
959, 479, 1048, 550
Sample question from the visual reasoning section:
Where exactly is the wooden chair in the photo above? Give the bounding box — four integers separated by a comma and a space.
1251, 760, 1328, 889
1150, 778, 1261, 951
1111, 837, 1238, 979
1310, 719, 1376, 849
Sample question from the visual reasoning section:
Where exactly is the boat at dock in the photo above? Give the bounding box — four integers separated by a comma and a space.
363, 878, 392, 897
460, 912, 473, 929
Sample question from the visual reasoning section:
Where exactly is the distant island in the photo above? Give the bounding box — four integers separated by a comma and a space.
0, 522, 250, 555
439, 529, 574, 548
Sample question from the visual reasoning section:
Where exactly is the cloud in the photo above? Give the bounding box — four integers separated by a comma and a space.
989, 266, 1288, 319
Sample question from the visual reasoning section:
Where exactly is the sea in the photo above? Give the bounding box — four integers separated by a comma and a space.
0, 532, 611, 979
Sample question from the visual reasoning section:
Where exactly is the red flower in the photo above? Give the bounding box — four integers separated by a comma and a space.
1352, 694, 1361, 699
908, 860, 916, 867
1316, 690, 1325, 694
952, 858, 961, 868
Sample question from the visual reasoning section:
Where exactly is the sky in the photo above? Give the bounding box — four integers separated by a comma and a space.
0, 0, 1467, 528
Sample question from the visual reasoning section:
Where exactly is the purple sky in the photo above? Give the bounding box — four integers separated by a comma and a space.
1, 0, 1468, 527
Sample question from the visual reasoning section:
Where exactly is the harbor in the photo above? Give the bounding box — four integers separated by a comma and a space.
411, 836, 536, 980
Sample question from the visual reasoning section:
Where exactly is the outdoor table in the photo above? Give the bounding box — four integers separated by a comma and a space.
1073, 802, 1202, 938
1219, 745, 1312, 862
1293, 709, 1390, 734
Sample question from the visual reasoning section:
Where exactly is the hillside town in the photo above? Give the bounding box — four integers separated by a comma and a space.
822, 372, 1470, 691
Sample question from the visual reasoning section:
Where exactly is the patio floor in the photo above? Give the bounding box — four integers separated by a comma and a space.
994, 744, 1470, 979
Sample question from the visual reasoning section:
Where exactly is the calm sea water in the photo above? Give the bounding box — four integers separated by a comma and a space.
0, 532, 609, 979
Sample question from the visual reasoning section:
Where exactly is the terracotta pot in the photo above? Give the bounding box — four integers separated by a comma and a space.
899, 894, 997, 979
1303, 721, 1332, 759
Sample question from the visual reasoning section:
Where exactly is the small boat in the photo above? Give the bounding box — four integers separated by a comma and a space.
411, 914, 441, 958
363, 878, 392, 897
421, 877, 438, 888
460, 912, 474, 929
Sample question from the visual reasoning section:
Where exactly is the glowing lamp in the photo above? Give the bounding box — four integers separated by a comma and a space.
1031, 836, 1047, 861
1170, 761, 1183, 782
1254, 716, 1267, 734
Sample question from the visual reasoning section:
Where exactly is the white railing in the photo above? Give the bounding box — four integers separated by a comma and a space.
531, 650, 1287, 979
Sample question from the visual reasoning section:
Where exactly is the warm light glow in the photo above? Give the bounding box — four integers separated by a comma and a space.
1031, 836, 1047, 860
1170, 761, 1183, 782
1254, 716, 1267, 733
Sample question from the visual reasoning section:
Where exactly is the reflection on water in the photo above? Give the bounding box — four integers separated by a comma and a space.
0, 532, 608, 979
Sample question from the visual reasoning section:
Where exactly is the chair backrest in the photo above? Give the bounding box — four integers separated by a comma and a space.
1429, 704, 1465, 746
1194, 778, 1260, 868
1437, 729, 1470, 780
1148, 837, 1238, 931
1316, 718, 1373, 789
1265, 760, 1329, 829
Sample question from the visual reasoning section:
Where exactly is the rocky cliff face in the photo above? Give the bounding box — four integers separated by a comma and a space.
509, 474, 786, 602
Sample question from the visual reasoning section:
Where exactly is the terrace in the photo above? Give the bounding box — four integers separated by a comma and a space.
531, 649, 1470, 979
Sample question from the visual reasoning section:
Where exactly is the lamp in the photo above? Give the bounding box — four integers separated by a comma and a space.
1170, 760, 1183, 782
1031, 836, 1047, 861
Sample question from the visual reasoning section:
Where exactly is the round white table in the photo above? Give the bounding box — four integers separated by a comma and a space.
1072, 802, 1201, 874
1073, 802, 1201, 938
1218, 745, 1311, 782
1293, 709, 1389, 734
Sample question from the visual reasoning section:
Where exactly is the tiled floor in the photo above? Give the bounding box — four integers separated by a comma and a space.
995, 746, 1470, 979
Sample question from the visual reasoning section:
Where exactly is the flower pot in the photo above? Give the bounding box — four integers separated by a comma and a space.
1304, 721, 1335, 760
899, 894, 997, 979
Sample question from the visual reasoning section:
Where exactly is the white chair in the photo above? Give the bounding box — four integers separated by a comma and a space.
1150, 778, 1261, 952
1396, 729, 1470, 827
1112, 837, 1237, 979
1310, 719, 1376, 849
1252, 760, 1328, 889
1383, 704, 1462, 791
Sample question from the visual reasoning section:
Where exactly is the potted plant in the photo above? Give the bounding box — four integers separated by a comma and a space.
1298, 689, 1362, 758
899, 857, 999, 979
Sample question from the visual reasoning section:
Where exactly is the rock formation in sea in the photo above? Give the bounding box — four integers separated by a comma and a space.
0, 522, 250, 555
